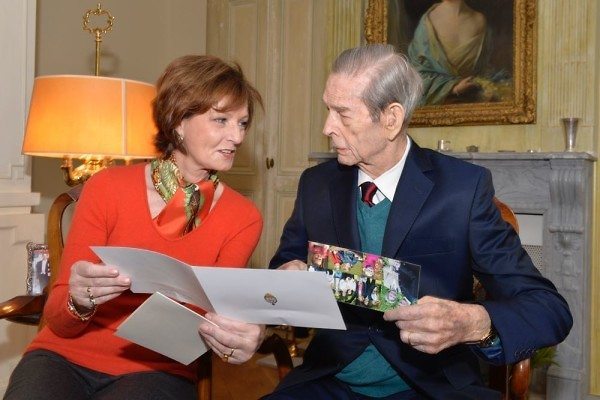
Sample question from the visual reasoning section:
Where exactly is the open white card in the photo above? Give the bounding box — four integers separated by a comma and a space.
93, 246, 345, 362
191, 267, 344, 328
116, 292, 216, 365
93, 246, 214, 311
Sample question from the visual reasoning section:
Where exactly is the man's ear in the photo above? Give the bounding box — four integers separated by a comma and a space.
382, 103, 405, 141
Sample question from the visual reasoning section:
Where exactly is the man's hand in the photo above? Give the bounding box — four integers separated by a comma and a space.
383, 295, 491, 354
277, 260, 308, 270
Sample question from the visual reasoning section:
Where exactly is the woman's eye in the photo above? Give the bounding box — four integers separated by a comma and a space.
214, 118, 226, 124
239, 121, 249, 129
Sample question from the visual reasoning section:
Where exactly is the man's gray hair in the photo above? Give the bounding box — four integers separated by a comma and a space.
332, 44, 423, 131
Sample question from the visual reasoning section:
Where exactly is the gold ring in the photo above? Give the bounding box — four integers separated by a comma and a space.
87, 287, 96, 308
228, 348, 236, 358
223, 354, 229, 362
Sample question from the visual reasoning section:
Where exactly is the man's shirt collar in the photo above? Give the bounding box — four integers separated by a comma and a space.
357, 137, 411, 204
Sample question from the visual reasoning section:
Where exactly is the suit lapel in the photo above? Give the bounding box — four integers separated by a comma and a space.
382, 143, 434, 258
329, 165, 361, 250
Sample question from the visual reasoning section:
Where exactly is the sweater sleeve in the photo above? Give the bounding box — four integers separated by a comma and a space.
43, 170, 115, 337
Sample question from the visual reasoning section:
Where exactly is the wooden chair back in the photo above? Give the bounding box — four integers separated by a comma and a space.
493, 197, 519, 233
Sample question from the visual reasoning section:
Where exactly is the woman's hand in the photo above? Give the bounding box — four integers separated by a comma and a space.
68, 261, 131, 311
199, 314, 266, 364
452, 76, 480, 97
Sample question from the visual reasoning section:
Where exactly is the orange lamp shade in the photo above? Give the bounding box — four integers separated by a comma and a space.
22, 75, 159, 159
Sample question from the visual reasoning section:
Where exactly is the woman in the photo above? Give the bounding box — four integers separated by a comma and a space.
5, 55, 265, 400
408, 0, 510, 105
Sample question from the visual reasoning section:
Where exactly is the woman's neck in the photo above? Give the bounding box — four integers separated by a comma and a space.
172, 151, 210, 183
439, 0, 469, 15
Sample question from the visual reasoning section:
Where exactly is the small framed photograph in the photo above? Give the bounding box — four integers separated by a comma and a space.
26, 242, 51, 295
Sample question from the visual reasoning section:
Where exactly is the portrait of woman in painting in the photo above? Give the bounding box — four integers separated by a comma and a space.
387, 0, 514, 106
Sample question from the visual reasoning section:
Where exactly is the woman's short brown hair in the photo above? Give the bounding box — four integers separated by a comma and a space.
153, 55, 263, 157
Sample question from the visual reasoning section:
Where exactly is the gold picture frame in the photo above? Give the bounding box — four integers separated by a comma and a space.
365, 0, 536, 126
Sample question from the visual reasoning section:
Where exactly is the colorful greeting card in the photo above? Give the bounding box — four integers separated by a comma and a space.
308, 241, 421, 312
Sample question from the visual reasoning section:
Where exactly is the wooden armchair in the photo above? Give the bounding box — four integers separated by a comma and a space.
0, 187, 293, 399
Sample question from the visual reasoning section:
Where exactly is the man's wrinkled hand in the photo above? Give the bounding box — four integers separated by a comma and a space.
383, 295, 491, 354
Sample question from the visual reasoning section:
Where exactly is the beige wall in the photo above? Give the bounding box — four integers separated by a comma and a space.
33, 0, 208, 220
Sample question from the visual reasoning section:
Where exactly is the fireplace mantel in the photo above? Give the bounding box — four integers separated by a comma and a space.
309, 151, 596, 399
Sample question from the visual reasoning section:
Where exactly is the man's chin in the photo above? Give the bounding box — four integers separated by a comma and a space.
336, 154, 356, 166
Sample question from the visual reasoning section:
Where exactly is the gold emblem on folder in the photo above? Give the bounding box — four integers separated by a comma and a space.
264, 293, 277, 306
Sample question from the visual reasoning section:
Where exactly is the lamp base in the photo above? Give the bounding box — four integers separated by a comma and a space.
61, 156, 113, 186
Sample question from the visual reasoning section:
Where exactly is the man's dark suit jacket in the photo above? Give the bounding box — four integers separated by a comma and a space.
269, 141, 573, 399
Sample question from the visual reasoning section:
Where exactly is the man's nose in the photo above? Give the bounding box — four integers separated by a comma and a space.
322, 112, 336, 137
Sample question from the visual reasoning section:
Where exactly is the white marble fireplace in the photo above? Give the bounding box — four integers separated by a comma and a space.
310, 151, 596, 399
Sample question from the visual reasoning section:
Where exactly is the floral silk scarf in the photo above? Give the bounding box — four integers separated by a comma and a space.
150, 158, 219, 237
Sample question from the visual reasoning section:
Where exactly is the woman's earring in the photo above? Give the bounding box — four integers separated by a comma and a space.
175, 130, 184, 146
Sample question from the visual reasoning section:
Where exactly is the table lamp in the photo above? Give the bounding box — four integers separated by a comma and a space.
21, 3, 158, 288
22, 3, 157, 186
22, 75, 157, 186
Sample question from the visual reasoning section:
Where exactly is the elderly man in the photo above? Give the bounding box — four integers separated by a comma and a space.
265, 44, 572, 399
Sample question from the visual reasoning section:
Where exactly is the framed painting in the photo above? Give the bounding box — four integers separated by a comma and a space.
365, 0, 536, 126
26, 242, 51, 295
